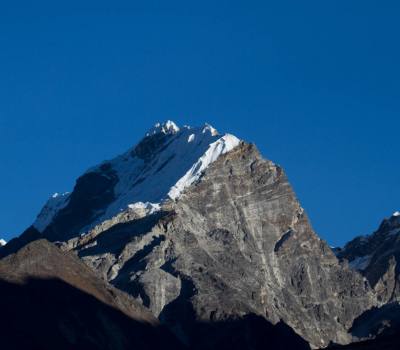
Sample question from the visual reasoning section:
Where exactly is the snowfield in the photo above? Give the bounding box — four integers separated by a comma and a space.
33, 121, 241, 233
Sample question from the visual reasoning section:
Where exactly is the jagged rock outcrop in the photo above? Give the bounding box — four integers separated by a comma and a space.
0, 239, 183, 350
3, 122, 379, 348
338, 212, 400, 304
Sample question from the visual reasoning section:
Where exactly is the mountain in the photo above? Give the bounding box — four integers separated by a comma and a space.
0, 241, 310, 350
338, 212, 400, 304
0, 239, 6, 246
334, 211, 400, 345
0, 239, 183, 350
2, 121, 380, 348
33, 121, 240, 240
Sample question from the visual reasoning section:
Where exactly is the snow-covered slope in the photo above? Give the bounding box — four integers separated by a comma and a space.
0, 239, 6, 246
33, 121, 240, 234
34, 192, 70, 232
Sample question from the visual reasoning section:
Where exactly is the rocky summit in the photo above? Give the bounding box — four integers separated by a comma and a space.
2, 121, 399, 349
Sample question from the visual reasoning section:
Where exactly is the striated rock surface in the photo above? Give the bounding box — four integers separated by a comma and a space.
3, 121, 379, 348
0, 237, 311, 350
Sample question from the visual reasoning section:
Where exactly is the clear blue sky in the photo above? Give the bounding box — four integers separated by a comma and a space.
0, 1, 399, 246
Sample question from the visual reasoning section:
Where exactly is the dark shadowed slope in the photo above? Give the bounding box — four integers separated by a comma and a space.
329, 332, 400, 350
0, 239, 184, 350
338, 212, 400, 304
0, 239, 311, 350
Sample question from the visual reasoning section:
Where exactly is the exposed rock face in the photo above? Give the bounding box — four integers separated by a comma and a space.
0, 239, 183, 350
54, 142, 374, 347
0, 240, 310, 350
3, 122, 379, 348
338, 213, 400, 304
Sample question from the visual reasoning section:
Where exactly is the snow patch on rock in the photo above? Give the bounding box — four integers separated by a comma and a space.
128, 202, 161, 214
33, 192, 70, 232
0, 239, 7, 246
202, 123, 218, 136
146, 120, 180, 136
168, 134, 240, 200
187, 134, 195, 143
349, 255, 372, 271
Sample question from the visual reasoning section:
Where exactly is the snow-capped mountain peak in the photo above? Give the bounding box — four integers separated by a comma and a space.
168, 133, 240, 200
146, 120, 180, 136
33, 121, 241, 234
0, 239, 7, 246
338, 210, 400, 272
202, 123, 219, 136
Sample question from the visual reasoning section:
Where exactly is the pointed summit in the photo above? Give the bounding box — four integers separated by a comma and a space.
202, 123, 219, 136
146, 120, 180, 137
32, 121, 240, 236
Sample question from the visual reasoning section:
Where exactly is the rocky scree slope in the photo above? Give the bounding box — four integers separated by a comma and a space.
3, 121, 378, 348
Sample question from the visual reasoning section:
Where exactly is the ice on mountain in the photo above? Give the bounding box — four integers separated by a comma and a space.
393, 211, 400, 217
33, 192, 70, 232
349, 255, 372, 271
146, 120, 180, 136
94, 122, 240, 227
128, 202, 160, 214
0, 239, 6, 246
168, 134, 240, 200
34, 121, 241, 233
202, 123, 218, 136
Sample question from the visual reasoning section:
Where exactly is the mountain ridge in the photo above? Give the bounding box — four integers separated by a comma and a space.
2, 120, 398, 349
33, 121, 240, 238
